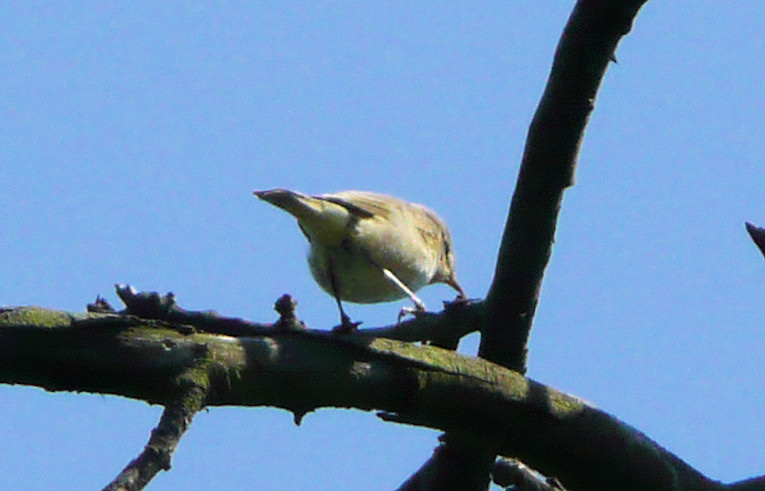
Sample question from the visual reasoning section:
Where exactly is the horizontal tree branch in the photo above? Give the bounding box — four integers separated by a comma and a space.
0, 306, 726, 490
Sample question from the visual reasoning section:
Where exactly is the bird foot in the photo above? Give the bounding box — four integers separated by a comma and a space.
332, 314, 363, 334
397, 304, 428, 324
443, 294, 471, 307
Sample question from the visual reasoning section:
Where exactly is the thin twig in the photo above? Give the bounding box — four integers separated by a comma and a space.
492, 458, 568, 491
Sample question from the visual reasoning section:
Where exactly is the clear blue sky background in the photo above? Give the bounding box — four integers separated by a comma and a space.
1, 2, 763, 490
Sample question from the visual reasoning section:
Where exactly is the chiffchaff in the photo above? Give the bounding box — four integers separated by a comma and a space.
254, 189, 465, 331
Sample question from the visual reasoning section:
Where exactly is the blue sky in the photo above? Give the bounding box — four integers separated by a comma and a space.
1, 2, 763, 490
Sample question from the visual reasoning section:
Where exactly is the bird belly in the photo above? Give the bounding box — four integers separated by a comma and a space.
308, 244, 430, 304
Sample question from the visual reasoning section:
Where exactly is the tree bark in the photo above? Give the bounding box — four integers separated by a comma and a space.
0, 306, 723, 490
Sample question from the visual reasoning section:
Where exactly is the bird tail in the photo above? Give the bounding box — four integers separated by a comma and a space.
254, 189, 350, 246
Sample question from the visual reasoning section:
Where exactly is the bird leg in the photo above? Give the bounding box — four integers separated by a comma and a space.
328, 261, 362, 334
381, 268, 427, 323
382, 268, 426, 310
331, 295, 362, 334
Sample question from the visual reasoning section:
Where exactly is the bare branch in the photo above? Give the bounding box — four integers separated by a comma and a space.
0, 306, 721, 490
110, 284, 483, 348
395, 440, 494, 491
745, 222, 765, 260
419, 2, 653, 488
102, 369, 209, 490
481, 0, 651, 372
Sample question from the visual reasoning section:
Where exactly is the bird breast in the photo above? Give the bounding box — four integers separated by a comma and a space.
307, 218, 438, 304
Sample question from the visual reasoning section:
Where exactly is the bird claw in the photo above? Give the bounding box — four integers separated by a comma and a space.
397, 304, 427, 324
332, 313, 363, 334
443, 294, 470, 307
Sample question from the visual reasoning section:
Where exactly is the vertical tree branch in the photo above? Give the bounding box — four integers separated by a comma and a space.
480, 0, 650, 373
399, 2, 651, 490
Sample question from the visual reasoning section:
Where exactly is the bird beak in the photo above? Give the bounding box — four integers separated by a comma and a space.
445, 275, 466, 299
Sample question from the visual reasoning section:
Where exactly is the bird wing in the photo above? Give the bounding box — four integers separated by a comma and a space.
324, 191, 446, 250
318, 191, 397, 221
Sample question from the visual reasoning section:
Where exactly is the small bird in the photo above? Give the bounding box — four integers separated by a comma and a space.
254, 189, 466, 332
